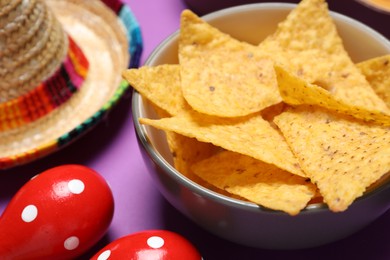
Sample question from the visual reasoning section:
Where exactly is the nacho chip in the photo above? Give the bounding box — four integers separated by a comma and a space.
140, 110, 305, 177
179, 10, 281, 117
167, 132, 220, 173
123, 64, 191, 116
259, 0, 390, 113
274, 105, 390, 212
165, 131, 223, 190
261, 0, 342, 53
192, 151, 316, 215
261, 102, 287, 130
274, 65, 390, 126
358, 55, 390, 108
167, 132, 248, 199
124, 0, 390, 215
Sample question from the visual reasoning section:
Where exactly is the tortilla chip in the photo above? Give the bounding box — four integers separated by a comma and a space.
125, 0, 390, 215
192, 151, 316, 215
140, 110, 305, 177
260, 102, 287, 129
261, 0, 342, 54
123, 64, 191, 116
259, 0, 390, 113
357, 55, 390, 108
165, 131, 223, 189
166, 132, 247, 198
179, 10, 281, 117
274, 65, 390, 126
274, 105, 390, 212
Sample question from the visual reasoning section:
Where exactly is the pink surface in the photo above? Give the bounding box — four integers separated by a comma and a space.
0, 0, 389, 259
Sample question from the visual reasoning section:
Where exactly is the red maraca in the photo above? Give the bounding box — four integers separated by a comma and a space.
92, 230, 202, 260
0, 165, 114, 259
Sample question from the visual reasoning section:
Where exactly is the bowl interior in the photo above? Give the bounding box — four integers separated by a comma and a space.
134, 3, 390, 209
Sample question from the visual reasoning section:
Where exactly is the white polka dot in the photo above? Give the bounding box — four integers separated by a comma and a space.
64, 236, 79, 250
21, 205, 38, 222
68, 179, 85, 194
147, 236, 165, 249
97, 250, 111, 260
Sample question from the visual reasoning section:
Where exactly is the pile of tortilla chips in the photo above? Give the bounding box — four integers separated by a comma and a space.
123, 0, 390, 216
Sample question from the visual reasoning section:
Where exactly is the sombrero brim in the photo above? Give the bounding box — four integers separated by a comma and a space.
0, 0, 143, 169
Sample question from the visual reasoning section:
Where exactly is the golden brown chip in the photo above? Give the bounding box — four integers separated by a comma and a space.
192, 151, 316, 215
274, 65, 390, 126
274, 105, 390, 212
165, 131, 223, 191
122, 64, 191, 116
260, 102, 287, 129
125, 0, 390, 215
140, 110, 305, 177
259, 0, 389, 113
261, 0, 341, 53
167, 132, 248, 199
357, 55, 390, 108
179, 10, 281, 117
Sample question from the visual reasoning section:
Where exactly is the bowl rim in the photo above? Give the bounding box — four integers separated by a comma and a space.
132, 2, 390, 215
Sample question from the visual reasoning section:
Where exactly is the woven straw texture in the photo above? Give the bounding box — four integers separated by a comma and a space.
0, 0, 142, 169
0, 0, 67, 101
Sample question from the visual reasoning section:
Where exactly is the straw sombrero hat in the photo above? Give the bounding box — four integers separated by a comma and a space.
0, 0, 143, 169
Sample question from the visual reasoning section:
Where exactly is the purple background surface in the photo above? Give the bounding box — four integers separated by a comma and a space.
1, 0, 389, 259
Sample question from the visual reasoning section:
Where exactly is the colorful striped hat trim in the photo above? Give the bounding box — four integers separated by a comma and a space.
0, 0, 142, 170
0, 36, 89, 132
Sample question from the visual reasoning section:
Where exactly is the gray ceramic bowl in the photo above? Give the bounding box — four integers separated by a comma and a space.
132, 3, 390, 250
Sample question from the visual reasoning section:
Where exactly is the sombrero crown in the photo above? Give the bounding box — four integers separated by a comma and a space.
0, 0, 88, 131
0, 0, 142, 169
